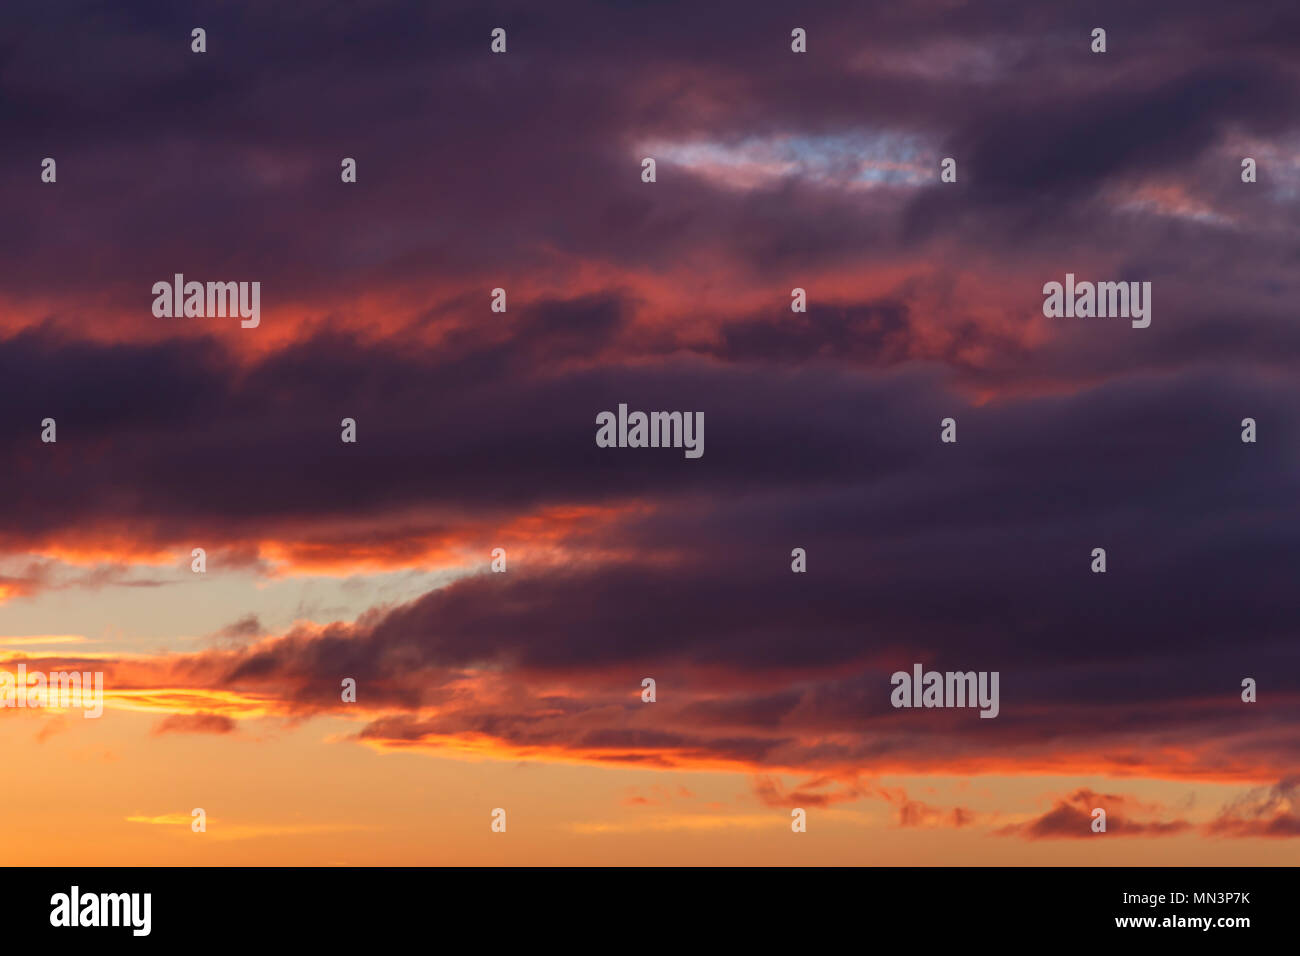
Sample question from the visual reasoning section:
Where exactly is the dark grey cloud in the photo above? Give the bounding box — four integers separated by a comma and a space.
1, 0, 1297, 784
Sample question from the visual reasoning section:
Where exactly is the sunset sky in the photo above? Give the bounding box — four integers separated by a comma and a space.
1, 0, 1297, 865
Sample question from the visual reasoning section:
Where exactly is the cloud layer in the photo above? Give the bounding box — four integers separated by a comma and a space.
1, 0, 1297, 836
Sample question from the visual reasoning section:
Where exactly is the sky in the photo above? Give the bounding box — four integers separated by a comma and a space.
0, 0, 1297, 865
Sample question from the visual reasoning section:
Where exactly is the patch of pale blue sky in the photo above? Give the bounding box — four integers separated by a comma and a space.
0, 556, 471, 654
1244, 133, 1300, 203
641, 129, 936, 190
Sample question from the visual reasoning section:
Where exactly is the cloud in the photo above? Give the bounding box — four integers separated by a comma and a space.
1, 0, 1298, 851
1205, 778, 1300, 838
752, 774, 873, 809
125, 813, 369, 841
996, 789, 1192, 839
897, 799, 976, 829
151, 712, 238, 736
